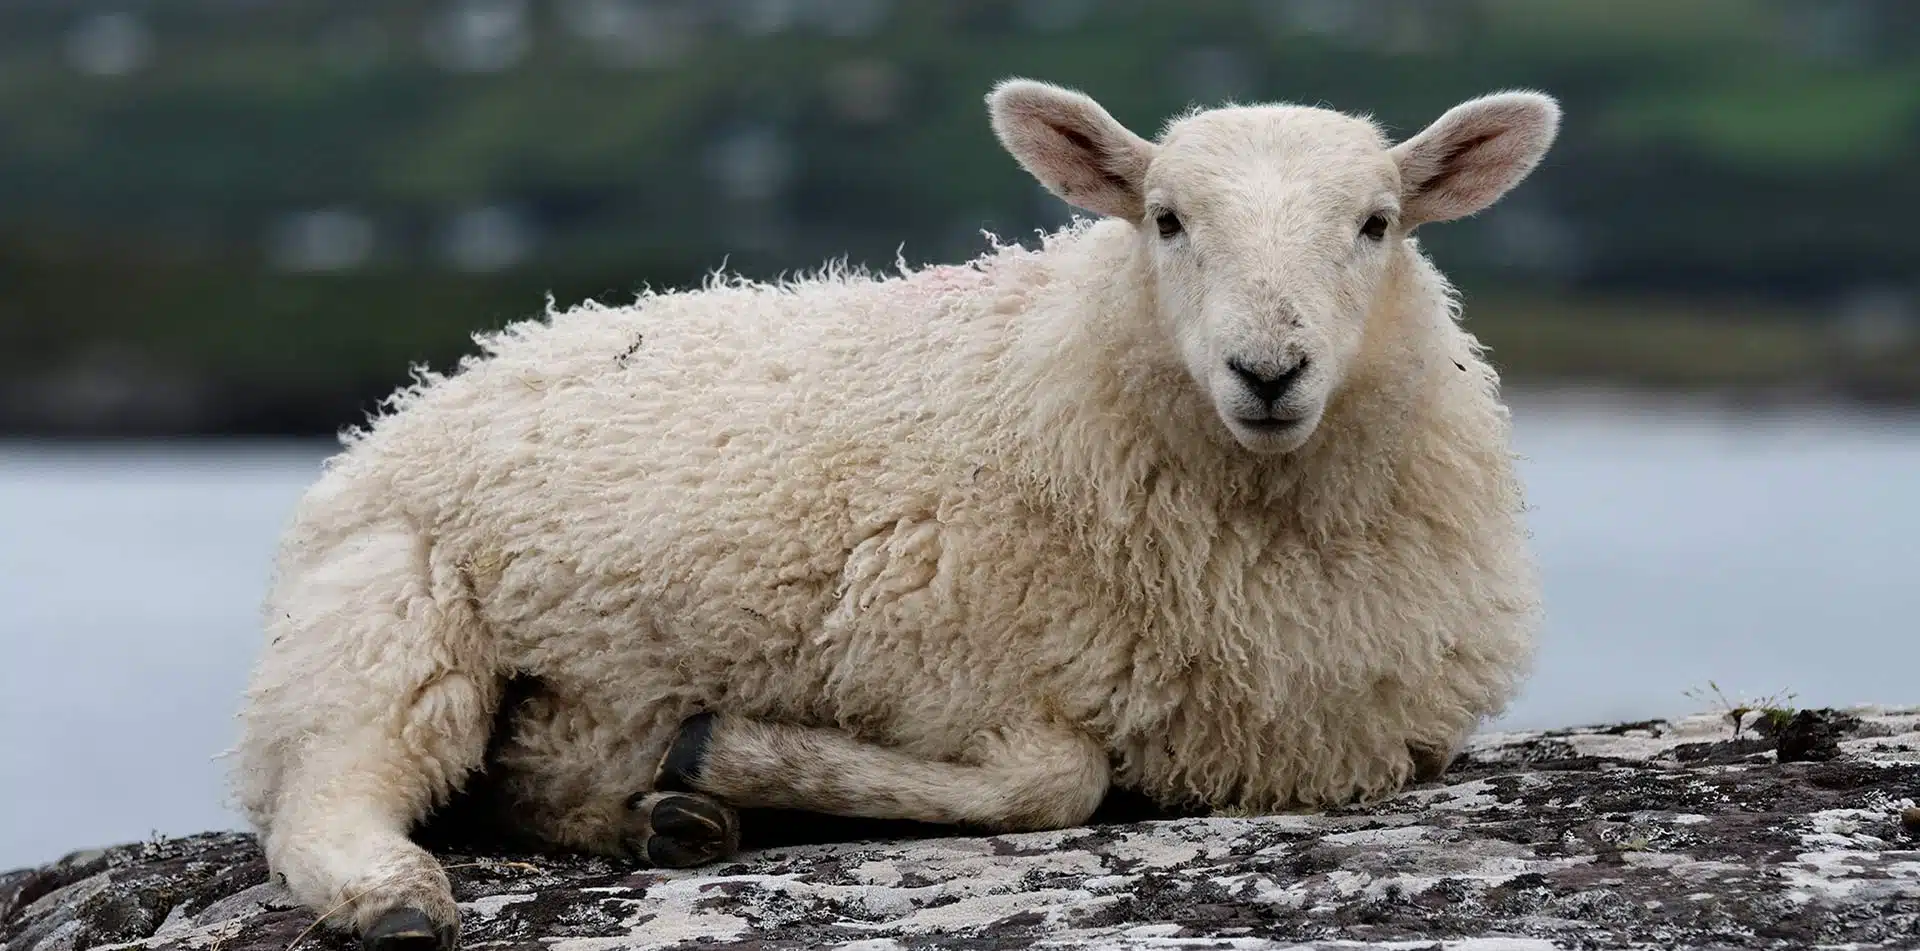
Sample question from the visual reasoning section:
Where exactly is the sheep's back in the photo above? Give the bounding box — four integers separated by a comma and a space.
309, 261, 1094, 740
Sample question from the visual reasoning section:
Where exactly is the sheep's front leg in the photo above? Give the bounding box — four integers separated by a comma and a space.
654, 713, 1109, 833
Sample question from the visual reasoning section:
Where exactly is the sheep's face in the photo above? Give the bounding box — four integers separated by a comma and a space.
1141, 108, 1402, 453
989, 80, 1559, 455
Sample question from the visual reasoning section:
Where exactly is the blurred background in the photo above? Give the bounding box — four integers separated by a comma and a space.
2, 0, 1916, 870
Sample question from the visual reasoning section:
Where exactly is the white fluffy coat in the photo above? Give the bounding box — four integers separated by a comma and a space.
234, 80, 1550, 937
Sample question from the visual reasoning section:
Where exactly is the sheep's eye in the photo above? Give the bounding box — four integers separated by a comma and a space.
1360, 214, 1389, 241
1154, 210, 1183, 239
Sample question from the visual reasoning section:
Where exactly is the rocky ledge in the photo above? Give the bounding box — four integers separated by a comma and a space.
6, 707, 1919, 951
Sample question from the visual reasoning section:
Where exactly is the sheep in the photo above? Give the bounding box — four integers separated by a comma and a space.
232, 77, 1557, 951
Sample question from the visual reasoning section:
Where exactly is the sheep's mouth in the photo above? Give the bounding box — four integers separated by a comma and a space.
1233, 415, 1305, 433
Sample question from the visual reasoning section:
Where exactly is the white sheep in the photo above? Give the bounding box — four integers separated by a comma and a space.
233, 78, 1557, 950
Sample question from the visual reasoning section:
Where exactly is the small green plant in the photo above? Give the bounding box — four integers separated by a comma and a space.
1754, 706, 1799, 737
1684, 680, 1799, 738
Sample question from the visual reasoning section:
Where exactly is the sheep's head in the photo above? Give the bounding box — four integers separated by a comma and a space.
988, 79, 1559, 455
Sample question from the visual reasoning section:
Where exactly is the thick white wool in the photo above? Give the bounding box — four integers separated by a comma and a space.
238, 218, 1534, 817
231, 84, 1551, 926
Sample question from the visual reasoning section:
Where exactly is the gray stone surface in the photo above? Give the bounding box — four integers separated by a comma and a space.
5, 707, 1918, 951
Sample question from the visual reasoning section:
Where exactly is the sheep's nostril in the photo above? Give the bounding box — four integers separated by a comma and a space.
1226, 357, 1309, 404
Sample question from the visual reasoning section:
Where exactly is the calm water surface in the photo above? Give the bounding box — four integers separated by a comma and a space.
3, 391, 1916, 869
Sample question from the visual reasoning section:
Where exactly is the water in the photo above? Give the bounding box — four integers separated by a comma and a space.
3, 392, 1917, 870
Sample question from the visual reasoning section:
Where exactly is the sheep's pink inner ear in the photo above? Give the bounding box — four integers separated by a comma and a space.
988, 79, 1154, 220
1392, 91, 1560, 228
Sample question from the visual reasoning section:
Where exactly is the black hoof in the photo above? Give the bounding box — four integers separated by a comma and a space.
655, 711, 717, 793
361, 907, 455, 951
634, 793, 739, 868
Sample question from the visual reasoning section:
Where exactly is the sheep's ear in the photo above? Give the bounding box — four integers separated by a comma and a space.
988, 78, 1156, 220
1391, 91, 1559, 228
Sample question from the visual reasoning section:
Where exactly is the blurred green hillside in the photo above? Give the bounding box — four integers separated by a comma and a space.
2, 0, 1917, 434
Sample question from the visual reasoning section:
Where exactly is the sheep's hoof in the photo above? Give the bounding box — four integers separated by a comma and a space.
625, 791, 740, 868
360, 907, 455, 951
654, 711, 717, 793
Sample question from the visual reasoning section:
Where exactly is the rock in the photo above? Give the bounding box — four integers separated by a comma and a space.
5, 707, 1919, 951
1774, 707, 1863, 763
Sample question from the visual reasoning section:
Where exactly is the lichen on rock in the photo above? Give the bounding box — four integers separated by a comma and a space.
5, 707, 1918, 950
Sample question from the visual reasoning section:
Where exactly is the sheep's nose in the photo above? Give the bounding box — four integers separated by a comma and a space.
1227, 357, 1309, 404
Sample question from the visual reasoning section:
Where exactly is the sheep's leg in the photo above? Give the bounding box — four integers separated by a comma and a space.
654, 713, 1110, 832
268, 738, 475, 951
424, 676, 740, 868
236, 523, 498, 951
425, 776, 740, 869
